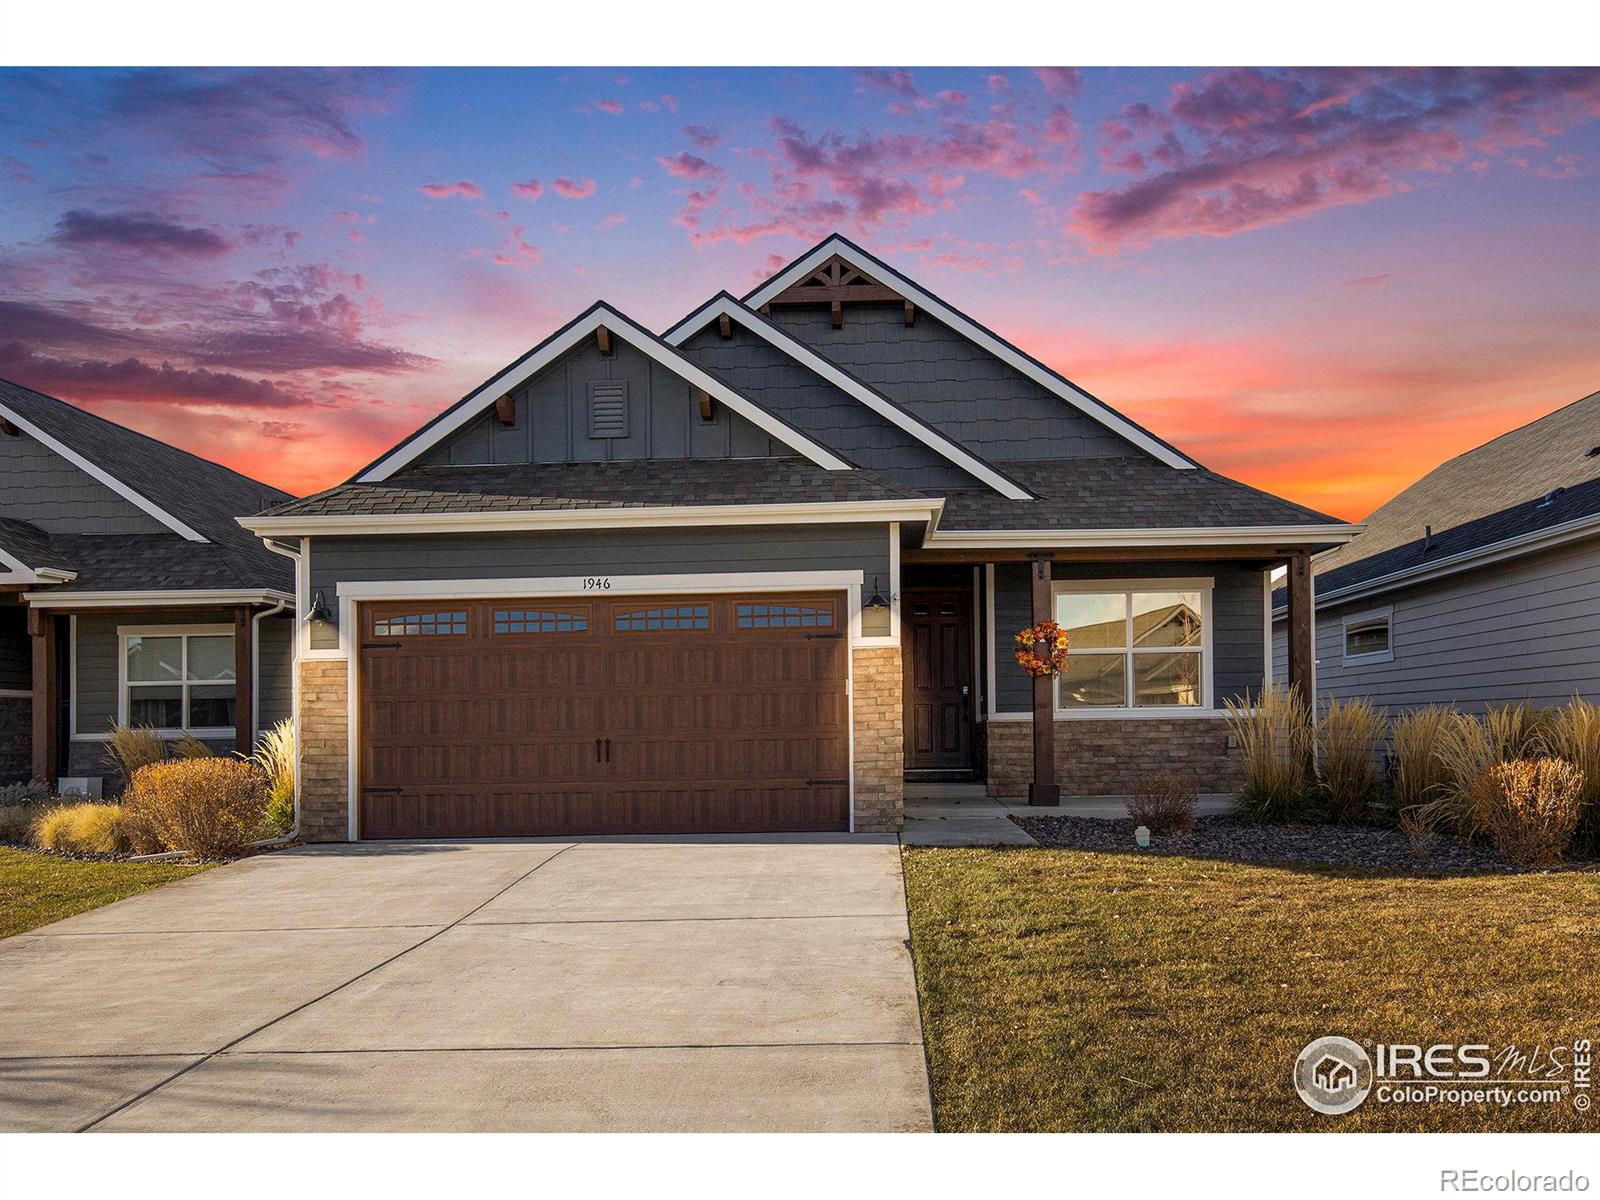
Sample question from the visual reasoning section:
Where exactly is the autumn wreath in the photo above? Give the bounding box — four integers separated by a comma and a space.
1013, 620, 1070, 678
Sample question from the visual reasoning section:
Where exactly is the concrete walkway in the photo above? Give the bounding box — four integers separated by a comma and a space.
900, 781, 1235, 845
0, 837, 932, 1132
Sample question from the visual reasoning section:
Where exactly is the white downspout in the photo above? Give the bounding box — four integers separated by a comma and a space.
249, 538, 302, 848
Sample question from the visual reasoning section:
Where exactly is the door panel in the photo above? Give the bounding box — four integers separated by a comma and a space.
902, 589, 974, 771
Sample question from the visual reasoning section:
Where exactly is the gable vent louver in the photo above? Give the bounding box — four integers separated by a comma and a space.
588, 380, 628, 439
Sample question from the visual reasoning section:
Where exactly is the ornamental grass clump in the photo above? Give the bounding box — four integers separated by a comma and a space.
1317, 695, 1388, 823
32, 802, 130, 856
1483, 758, 1585, 867
1224, 686, 1315, 823
122, 758, 268, 860
1389, 705, 1455, 823
172, 734, 214, 760
1126, 774, 1197, 835
251, 718, 296, 837
102, 724, 166, 785
1428, 703, 1547, 838
1540, 697, 1600, 857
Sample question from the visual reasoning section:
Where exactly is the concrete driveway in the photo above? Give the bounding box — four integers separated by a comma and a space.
0, 836, 932, 1132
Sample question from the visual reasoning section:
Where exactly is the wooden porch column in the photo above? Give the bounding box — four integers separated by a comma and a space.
234, 606, 254, 754
1029, 555, 1061, 806
29, 607, 57, 785
1285, 550, 1314, 711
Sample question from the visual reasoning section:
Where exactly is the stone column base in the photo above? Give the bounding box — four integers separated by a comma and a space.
851, 645, 904, 833
298, 658, 350, 842
985, 717, 1240, 798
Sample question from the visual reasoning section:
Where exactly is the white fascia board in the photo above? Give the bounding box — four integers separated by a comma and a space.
358, 304, 850, 482
743, 237, 1197, 471
1269, 510, 1600, 619
22, 588, 294, 609
923, 524, 1361, 550
240, 498, 944, 539
0, 398, 209, 542
664, 294, 1033, 501
0, 543, 78, 585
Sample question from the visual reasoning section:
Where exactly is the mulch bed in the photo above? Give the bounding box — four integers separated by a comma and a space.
1013, 813, 1600, 875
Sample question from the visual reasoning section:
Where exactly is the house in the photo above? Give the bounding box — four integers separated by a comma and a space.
0, 380, 296, 789
239, 236, 1355, 841
1272, 391, 1600, 713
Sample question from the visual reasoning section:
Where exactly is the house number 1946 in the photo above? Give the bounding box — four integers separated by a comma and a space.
583, 577, 612, 590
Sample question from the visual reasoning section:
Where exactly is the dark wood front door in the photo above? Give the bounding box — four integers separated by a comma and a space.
903, 589, 973, 771
358, 593, 849, 838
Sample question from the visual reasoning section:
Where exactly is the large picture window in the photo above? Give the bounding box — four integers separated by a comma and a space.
1054, 586, 1207, 711
122, 629, 236, 733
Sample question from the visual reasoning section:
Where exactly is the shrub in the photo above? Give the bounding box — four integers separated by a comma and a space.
1483, 758, 1585, 867
251, 718, 296, 837
103, 724, 166, 785
1225, 686, 1315, 823
0, 800, 54, 845
0, 781, 49, 806
172, 734, 215, 760
32, 802, 130, 855
1541, 697, 1600, 857
1126, 774, 1197, 835
122, 758, 267, 859
1427, 704, 1547, 838
1389, 706, 1455, 822
1318, 696, 1388, 823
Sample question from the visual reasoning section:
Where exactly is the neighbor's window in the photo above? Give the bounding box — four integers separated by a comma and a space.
1054, 589, 1205, 709
1344, 615, 1391, 660
124, 631, 236, 731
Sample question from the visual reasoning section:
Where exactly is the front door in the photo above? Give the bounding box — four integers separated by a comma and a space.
903, 589, 973, 771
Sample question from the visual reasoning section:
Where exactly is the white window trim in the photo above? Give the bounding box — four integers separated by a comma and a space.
117, 624, 238, 739
1050, 578, 1213, 718
1341, 605, 1394, 666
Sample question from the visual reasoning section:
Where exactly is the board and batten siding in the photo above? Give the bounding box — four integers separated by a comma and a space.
307, 523, 894, 650
767, 301, 1139, 463
0, 433, 167, 535
417, 336, 793, 468
71, 608, 294, 740
991, 561, 1267, 713
1272, 535, 1600, 713
676, 323, 978, 491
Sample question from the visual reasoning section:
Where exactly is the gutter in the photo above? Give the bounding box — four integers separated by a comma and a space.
249, 538, 304, 849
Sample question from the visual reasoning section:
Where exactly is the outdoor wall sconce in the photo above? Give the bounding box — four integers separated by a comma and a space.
864, 577, 891, 610
306, 590, 332, 623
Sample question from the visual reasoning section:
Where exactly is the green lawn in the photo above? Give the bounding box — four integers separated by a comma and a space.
0, 847, 211, 939
903, 845, 1600, 1132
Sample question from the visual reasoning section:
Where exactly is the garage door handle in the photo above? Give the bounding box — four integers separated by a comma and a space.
595, 738, 603, 763
604, 737, 612, 763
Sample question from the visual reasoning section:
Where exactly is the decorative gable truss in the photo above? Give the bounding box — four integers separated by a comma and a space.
357, 302, 852, 483
664, 293, 1033, 501
744, 235, 1198, 471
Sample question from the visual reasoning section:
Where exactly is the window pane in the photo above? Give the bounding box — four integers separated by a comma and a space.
492, 610, 587, 634
736, 603, 834, 630
129, 685, 182, 727
1133, 653, 1202, 706
1132, 592, 1202, 648
187, 635, 236, 681
1056, 594, 1127, 649
1057, 652, 1127, 707
1346, 619, 1390, 656
187, 685, 236, 729
375, 612, 467, 636
126, 636, 182, 683
614, 605, 710, 632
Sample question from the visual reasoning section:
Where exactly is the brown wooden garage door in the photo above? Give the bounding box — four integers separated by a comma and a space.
357, 592, 850, 838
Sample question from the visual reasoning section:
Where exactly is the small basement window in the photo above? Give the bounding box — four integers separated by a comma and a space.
1342, 611, 1392, 662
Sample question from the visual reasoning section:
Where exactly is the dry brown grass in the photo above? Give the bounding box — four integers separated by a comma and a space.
122, 758, 267, 859
171, 734, 215, 759
1318, 695, 1388, 822
904, 845, 1600, 1132
101, 724, 166, 785
1390, 705, 1455, 817
31, 803, 129, 856
1541, 697, 1600, 855
250, 718, 296, 837
1425, 704, 1546, 837
1224, 686, 1314, 823
1483, 758, 1585, 867
1126, 774, 1197, 835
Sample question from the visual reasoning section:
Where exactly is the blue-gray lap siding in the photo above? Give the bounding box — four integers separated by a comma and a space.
1271, 536, 1600, 713
69, 608, 294, 742
305, 523, 894, 650
0, 433, 168, 534
417, 336, 795, 468
676, 324, 979, 491
990, 561, 1267, 712
766, 302, 1141, 463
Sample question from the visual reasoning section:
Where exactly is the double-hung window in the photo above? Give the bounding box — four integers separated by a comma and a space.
1053, 583, 1209, 712
121, 628, 237, 735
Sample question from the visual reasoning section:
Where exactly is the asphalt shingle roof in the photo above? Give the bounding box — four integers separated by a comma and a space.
263, 458, 921, 519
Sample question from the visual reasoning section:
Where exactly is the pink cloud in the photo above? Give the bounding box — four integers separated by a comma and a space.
684, 123, 722, 150
551, 176, 597, 200
657, 151, 720, 179
491, 225, 540, 268
1034, 67, 1082, 96
510, 178, 543, 200
419, 180, 483, 200
597, 212, 627, 229
595, 99, 623, 115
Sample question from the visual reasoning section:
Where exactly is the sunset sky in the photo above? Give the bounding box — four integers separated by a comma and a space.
1, 66, 1596, 517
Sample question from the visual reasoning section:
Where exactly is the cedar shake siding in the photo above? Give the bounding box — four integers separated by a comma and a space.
0, 432, 168, 535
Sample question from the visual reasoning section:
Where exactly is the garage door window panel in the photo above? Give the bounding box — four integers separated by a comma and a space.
374, 611, 468, 637
613, 604, 711, 632
493, 608, 589, 634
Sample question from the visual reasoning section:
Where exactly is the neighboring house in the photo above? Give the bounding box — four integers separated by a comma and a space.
0, 380, 296, 789
1271, 391, 1600, 712
241, 235, 1355, 841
